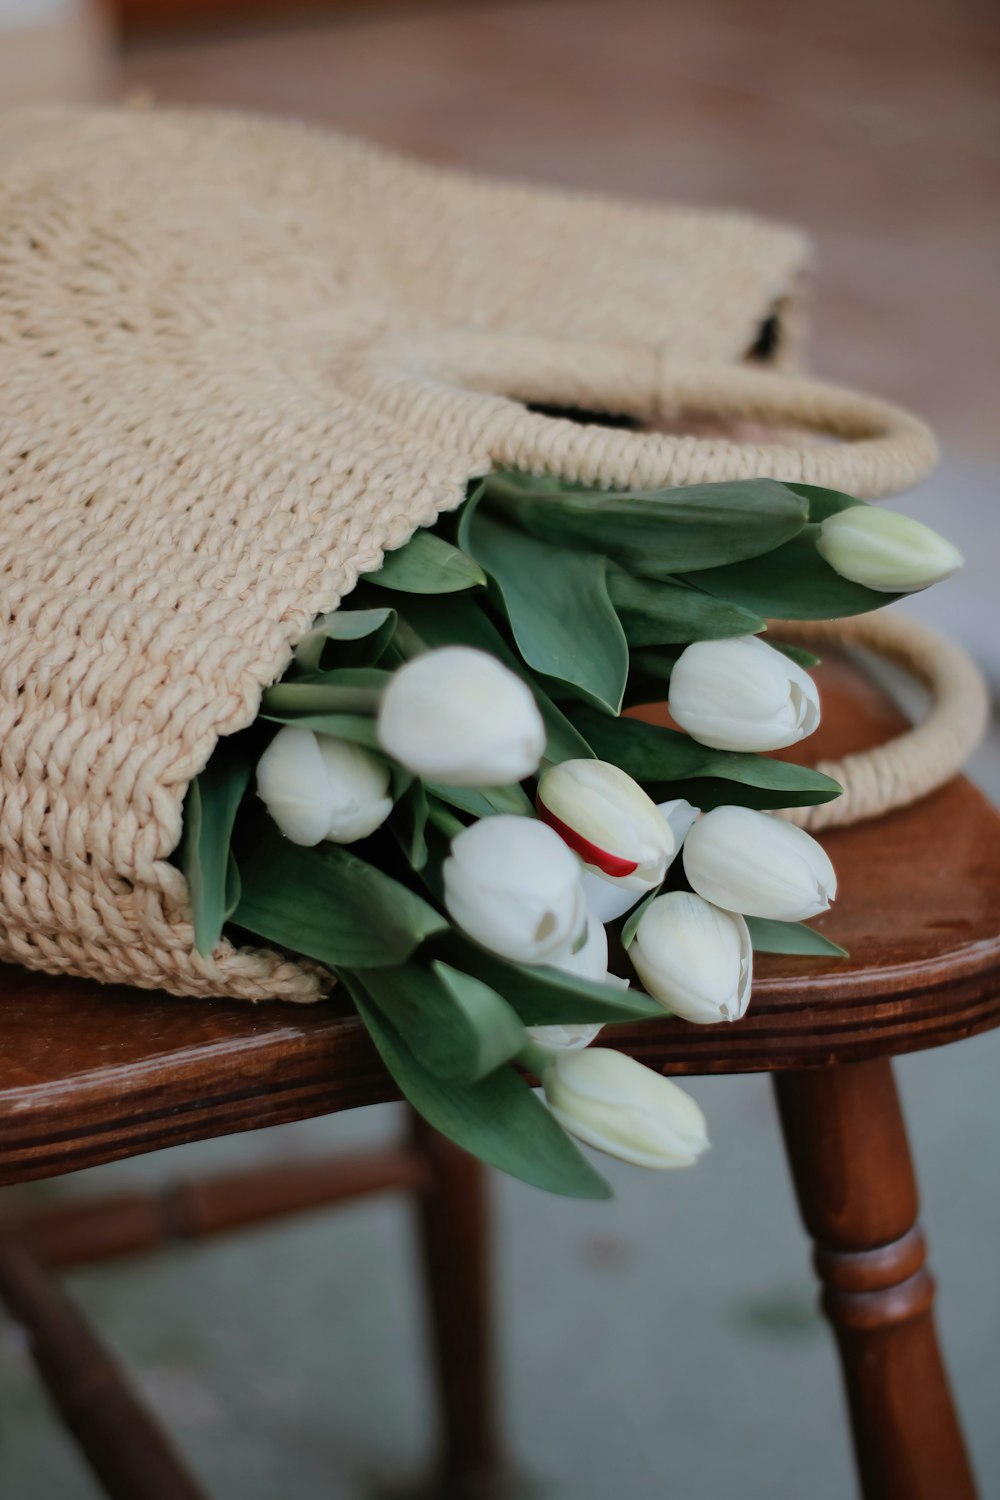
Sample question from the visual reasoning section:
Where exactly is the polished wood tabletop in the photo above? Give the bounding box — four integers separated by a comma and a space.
2, 654, 999, 1186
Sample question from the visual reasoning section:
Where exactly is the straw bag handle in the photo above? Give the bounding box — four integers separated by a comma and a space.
371, 331, 939, 500
775, 613, 989, 830
361, 332, 984, 823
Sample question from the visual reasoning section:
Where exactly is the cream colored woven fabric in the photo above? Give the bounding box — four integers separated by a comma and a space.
0, 105, 943, 1001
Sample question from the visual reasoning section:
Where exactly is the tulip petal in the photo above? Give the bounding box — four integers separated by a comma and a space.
443, 816, 586, 964
537, 759, 675, 887
544, 1049, 710, 1169
656, 798, 700, 846
817, 506, 963, 593
256, 726, 335, 846
581, 869, 648, 923
630, 891, 752, 1024
668, 635, 820, 753
683, 805, 837, 921
537, 801, 640, 878
527, 1022, 605, 1053
314, 736, 393, 843
377, 646, 546, 787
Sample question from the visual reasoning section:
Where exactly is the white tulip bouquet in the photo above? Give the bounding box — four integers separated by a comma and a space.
178, 473, 961, 1199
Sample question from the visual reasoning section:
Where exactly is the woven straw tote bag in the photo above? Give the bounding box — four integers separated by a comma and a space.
0, 105, 986, 1002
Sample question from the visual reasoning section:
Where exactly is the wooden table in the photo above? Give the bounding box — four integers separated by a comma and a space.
2, 656, 998, 1499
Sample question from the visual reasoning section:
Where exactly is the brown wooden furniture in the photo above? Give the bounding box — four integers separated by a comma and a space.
112, 0, 455, 39
2, 655, 998, 1499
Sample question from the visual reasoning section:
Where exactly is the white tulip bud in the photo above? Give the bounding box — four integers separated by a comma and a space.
816, 506, 963, 593
629, 891, 752, 1024
443, 815, 586, 964
683, 804, 836, 920
543, 1048, 709, 1169
668, 635, 820, 752
376, 646, 545, 787
527, 914, 618, 1054
256, 727, 393, 846
538, 757, 676, 886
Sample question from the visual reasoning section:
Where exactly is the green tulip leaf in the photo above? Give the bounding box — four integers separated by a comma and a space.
788, 482, 866, 524
232, 825, 447, 968
455, 477, 487, 554
769, 641, 821, 670
426, 780, 534, 818
391, 780, 430, 870
424, 798, 467, 847
684, 524, 903, 620
745, 917, 849, 958
293, 607, 397, 672
433, 962, 530, 1076
570, 708, 842, 809
447, 941, 663, 1025
353, 961, 526, 1082
670, 780, 834, 812
362, 528, 486, 593
608, 569, 765, 645
349, 985, 611, 1198
257, 712, 382, 748
485, 475, 808, 577
464, 511, 629, 713
180, 758, 252, 958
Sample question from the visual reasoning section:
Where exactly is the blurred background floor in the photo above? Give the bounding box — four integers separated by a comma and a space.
2, 2, 998, 1496
3, 1057, 999, 1500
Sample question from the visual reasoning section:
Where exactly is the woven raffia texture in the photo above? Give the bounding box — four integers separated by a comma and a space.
0, 105, 939, 1002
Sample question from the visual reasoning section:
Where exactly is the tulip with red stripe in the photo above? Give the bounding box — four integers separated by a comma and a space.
537, 759, 678, 921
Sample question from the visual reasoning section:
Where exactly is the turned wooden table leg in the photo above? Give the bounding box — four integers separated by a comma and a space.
409, 1109, 504, 1500
774, 1058, 978, 1500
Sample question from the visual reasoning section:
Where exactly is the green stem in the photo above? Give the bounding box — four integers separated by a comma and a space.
515, 1038, 557, 1082
425, 799, 466, 840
